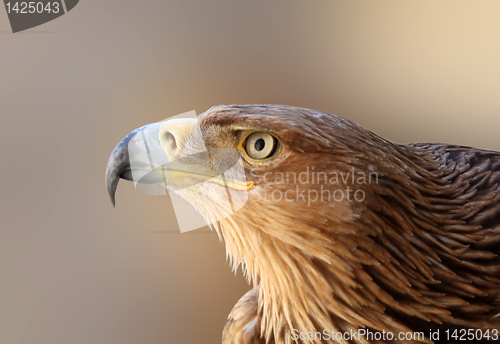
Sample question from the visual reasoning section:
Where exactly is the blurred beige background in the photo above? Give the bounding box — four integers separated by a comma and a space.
1, 1, 499, 343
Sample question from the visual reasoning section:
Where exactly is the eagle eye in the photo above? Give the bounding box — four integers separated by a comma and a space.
244, 132, 279, 160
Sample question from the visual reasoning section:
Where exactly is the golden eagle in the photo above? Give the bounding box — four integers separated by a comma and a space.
106, 105, 500, 343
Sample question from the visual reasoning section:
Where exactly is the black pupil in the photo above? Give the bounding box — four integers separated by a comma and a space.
255, 138, 265, 151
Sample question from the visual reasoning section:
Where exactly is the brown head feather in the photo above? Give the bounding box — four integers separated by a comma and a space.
192, 105, 500, 344
121, 104, 497, 344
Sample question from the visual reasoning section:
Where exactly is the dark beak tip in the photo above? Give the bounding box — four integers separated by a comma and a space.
106, 128, 140, 208
105, 172, 118, 207
109, 191, 116, 208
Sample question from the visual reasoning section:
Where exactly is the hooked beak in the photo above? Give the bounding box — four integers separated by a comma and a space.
105, 118, 253, 207
105, 127, 141, 207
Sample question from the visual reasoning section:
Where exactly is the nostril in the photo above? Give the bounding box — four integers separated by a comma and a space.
164, 132, 177, 151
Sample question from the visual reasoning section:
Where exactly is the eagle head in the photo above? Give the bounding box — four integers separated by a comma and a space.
106, 105, 500, 344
